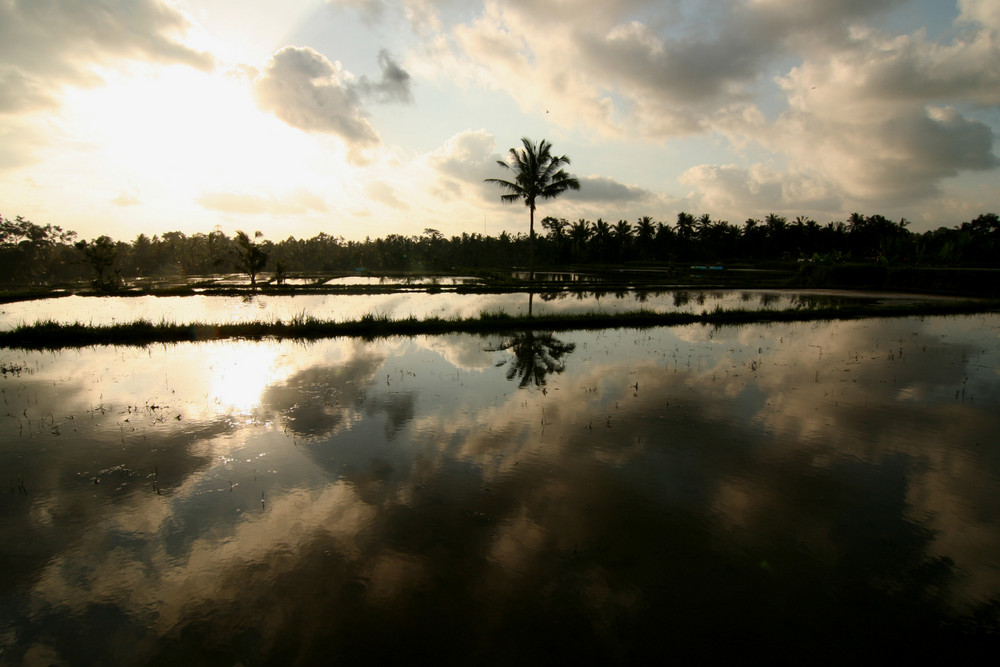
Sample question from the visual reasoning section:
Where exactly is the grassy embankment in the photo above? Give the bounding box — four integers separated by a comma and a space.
2, 264, 998, 349
2, 299, 997, 349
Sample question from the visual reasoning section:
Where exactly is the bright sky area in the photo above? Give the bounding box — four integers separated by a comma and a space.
1, 0, 998, 241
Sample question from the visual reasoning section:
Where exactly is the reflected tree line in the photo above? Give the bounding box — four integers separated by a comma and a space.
2, 211, 999, 287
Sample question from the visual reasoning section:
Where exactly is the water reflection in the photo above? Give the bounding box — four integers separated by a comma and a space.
486, 330, 576, 387
1, 316, 999, 662
1, 288, 967, 330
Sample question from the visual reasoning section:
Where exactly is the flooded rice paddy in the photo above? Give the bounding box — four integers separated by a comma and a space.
0, 288, 961, 330
2, 312, 1000, 662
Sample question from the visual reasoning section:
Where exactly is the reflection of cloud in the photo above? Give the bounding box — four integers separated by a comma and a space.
257, 352, 385, 438
5, 316, 1000, 662
418, 333, 496, 371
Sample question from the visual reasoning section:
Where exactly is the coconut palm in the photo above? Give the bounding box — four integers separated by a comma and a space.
234, 230, 268, 289
485, 138, 580, 280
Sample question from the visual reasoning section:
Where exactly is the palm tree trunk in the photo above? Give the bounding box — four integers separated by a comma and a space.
529, 206, 535, 282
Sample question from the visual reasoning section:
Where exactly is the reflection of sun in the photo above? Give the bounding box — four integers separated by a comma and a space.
207, 343, 282, 414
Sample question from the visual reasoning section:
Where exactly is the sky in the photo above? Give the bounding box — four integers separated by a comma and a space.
1, 0, 998, 242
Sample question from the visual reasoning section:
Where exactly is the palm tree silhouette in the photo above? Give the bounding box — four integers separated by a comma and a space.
485, 138, 580, 281
235, 230, 268, 290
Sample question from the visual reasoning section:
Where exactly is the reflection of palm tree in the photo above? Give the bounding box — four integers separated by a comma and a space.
486, 331, 576, 387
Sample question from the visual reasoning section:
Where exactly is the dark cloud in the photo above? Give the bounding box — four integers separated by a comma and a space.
859, 107, 998, 201
564, 175, 651, 203
254, 46, 414, 157
254, 46, 379, 149
357, 50, 414, 104
0, 0, 213, 113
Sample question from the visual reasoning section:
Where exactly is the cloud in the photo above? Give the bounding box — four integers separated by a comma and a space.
112, 188, 142, 207
254, 46, 379, 150
357, 50, 414, 104
426, 129, 502, 201
424, 0, 912, 138
765, 27, 1000, 205
326, 0, 444, 33
197, 189, 330, 215
254, 46, 414, 161
365, 181, 410, 210
409, 0, 998, 216
565, 176, 651, 204
679, 164, 839, 217
0, 0, 213, 113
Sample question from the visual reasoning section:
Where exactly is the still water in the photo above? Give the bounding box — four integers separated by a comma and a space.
2, 315, 999, 663
0, 288, 956, 330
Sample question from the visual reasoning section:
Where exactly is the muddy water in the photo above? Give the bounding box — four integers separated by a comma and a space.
1, 315, 999, 663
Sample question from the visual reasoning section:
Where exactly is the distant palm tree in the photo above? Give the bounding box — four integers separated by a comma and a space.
675, 212, 696, 241
613, 219, 633, 260
485, 138, 580, 280
569, 218, 592, 261
569, 218, 592, 245
235, 230, 268, 289
636, 216, 655, 244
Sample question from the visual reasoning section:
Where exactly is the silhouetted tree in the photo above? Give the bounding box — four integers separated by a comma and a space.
485, 137, 580, 280
1, 214, 77, 284
75, 235, 121, 290
234, 230, 268, 289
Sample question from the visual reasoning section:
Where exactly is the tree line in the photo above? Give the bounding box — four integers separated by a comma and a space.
2, 211, 998, 288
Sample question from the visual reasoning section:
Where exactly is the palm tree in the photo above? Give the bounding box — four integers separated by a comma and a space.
636, 216, 655, 244
485, 137, 580, 280
591, 218, 613, 261
234, 230, 268, 289
569, 218, 592, 261
613, 219, 633, 260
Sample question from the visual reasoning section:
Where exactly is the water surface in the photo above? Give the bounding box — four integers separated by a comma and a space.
1, 315, 999, 662
0, 288, 959, 330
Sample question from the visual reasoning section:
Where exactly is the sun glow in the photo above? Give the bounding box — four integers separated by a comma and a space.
206, 342, 284, 414
53, 63, 357, 228
65, 66, 310, 183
